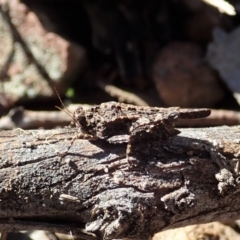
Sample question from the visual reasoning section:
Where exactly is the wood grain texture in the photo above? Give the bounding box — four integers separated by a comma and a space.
0, 126, 240, 239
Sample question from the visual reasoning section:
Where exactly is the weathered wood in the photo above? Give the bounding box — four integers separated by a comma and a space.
0, 126, 240, 239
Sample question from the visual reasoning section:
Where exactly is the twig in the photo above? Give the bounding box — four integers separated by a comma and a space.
2, 106, 240, 130
97, 80, 149, 106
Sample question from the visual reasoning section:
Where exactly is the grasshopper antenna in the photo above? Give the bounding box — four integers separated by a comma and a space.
54, 87, 77, 126
53, 88, 94, 156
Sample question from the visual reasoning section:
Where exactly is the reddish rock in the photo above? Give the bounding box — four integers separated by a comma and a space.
0, 0, 87, 110
152, 42, 225, 108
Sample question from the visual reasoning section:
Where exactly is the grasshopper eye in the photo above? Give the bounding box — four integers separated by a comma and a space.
74, 107, 85, 120
167, 112, 179, 122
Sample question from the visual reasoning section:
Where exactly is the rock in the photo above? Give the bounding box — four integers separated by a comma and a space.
153, 222, 240, 240
152, 42, 225, 107
0, 0, 87, 110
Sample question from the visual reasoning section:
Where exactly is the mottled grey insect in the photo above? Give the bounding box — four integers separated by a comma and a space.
69, 102, 210, 166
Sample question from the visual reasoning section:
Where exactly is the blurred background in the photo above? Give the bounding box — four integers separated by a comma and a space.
1, 0, 240, 130
1, 0, 240, 239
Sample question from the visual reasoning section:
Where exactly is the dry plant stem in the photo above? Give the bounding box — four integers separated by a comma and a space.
1, 107, 240, 130
0, 104, 92, 130
1, 126, 240, 239
97, 81, 149, 106
0, 107, 71, 129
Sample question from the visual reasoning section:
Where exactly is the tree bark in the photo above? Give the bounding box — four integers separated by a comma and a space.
1, 126, 240, 240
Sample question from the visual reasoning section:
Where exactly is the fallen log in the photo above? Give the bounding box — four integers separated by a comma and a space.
0, 126, 240, 239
